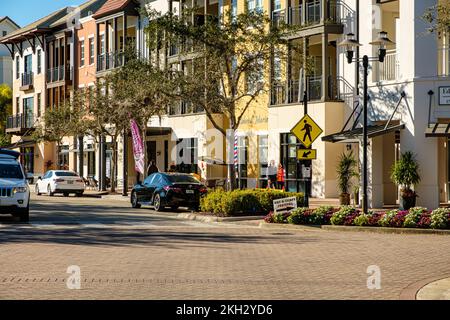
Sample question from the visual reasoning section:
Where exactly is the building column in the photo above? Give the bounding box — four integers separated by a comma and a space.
320, 0, 328, 24
321, 32, 329, 102
78, 135, 84, 178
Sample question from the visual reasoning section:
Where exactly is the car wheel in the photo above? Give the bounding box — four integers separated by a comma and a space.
18, 206, 29, 223
35, 184, 41, 196
131, 192, 141, 209
153, 193, 163, 212
47, 185, 54, 197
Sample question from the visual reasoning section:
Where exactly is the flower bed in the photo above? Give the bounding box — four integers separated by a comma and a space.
264, 206, 450, 230
200, 189, 305, 217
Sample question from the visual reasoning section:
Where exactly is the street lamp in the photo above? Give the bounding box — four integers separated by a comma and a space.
338, 31, 394, 215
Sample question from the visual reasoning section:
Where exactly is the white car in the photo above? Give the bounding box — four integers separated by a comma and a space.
35, 170, 85, 197
0, 149, 31, 222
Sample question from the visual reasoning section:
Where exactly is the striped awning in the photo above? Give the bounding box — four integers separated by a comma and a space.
425, 123, 450, 137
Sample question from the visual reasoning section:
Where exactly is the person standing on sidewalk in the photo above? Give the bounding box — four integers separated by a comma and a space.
267, 160, 277, 189
277, 164, 285, 191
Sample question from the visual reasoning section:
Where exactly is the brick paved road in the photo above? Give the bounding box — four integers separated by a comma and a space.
0, 195, 449, 300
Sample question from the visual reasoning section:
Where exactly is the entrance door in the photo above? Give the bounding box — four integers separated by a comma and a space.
147, 141, 157, 165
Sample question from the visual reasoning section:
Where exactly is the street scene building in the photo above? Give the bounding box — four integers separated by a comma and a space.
1, 0, 449, 209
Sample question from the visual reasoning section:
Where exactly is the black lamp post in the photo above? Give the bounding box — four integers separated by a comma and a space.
338, 31, 394, 214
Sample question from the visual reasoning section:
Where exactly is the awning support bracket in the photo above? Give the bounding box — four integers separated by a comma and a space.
384, 91, 406, 131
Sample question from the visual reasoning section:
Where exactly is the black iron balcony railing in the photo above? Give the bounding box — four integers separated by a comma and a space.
46, 66, 73, 83
272, 0, 342, 27
6, 113, 35, 131
21, 72, 33, 87
270, 75, 344, 105
97, 51, 125, 73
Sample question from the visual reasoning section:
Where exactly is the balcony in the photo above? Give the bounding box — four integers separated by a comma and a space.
270, 75, 345, 105
272, 0, 343, 28
20, 72, 33, 91
97, 51, 125, 73
6, 113, 36, 135
47, 66, 73, 84
374, 49, 399, 82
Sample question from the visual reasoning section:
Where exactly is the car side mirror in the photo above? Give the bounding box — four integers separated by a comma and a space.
37, 176, 42, 180
26, 173, 34, 183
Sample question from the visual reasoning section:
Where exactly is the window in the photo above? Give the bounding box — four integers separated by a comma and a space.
237, 136, 249, 189
80, 40, 85, 67
16, 58, 19, 79
246, 57, 264, 94
247, 0, 262, 12
89, 38, 94, 65
23, 97, 34, 128
258, 135, 269, 188
15, 97, 19, 115
37, 93, 42, 117
231, 0, 238, 19
274, 0, 281, 11
2, 31, 7, 37
37, 49, 42, 74
280, 133, 310, 193
100, 35, 105, 55
0, 163, 24, 179
176, 138, 198, 174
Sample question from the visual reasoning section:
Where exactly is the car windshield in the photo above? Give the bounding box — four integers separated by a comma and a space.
0, 163, 24, 179
54, 172, 79, 177
167, 175, 200, 183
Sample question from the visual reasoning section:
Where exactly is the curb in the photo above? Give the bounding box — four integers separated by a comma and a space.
321, 225, 450, 235
399, 274, 450, 300
258, 222, 450, 235
176, 213, 265, 223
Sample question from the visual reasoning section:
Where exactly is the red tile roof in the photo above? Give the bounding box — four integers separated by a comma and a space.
93, 0, 133, 19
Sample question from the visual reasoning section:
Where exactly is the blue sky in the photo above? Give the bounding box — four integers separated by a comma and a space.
1, 0, 87, 28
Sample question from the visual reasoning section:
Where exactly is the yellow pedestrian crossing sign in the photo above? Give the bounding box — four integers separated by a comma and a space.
297, 149, 317, 160
291, 114, 323, 148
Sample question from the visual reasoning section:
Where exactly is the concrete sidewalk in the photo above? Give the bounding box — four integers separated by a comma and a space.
416, 278, 450, 300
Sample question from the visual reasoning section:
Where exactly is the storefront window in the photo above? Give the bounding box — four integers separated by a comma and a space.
237, 136, 248, 189
58, 145, 69, 170
176, 138, 198, 174
258, 135, 268, 188
20, 147, 34, 174
280, 133, 311, 193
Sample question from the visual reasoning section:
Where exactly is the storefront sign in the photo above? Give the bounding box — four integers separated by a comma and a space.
439, 87, 450, 105
273, 197, 298, 214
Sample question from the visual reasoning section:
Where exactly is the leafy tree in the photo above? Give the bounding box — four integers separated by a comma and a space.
32, 100, 85, 168
144, 7, 306, 189
0, 84, 12, 147
422, 3, 450, 35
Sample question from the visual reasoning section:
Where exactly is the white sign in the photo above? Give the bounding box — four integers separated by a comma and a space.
273, 197, 298, 214
302, 166, 311, 179
439, 87, 450, 105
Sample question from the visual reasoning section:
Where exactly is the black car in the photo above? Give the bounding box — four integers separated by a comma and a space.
131, 173, 207, 211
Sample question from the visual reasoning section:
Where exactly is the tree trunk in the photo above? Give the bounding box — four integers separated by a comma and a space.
110, 139, 117, 193
227, 129, 237, 191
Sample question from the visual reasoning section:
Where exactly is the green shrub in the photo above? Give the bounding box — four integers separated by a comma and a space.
330, 206, 357, 225
273, 213, 286, 223
378, 209, 399, 227
430, 208, 450, 229
287, 208, 310, 225
354, 214, 370, 226
404, 207, 427, 228
200, 189, 305, 216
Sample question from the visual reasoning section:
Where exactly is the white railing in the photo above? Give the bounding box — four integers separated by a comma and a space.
376, 49, 399, 81
438, 47, 450, 77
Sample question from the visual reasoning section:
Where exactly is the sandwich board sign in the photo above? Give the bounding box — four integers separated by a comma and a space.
273, 197, 298, 214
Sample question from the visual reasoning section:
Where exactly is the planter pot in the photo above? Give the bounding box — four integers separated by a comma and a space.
339, 193, 351, 206
399, 195, 416, 211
